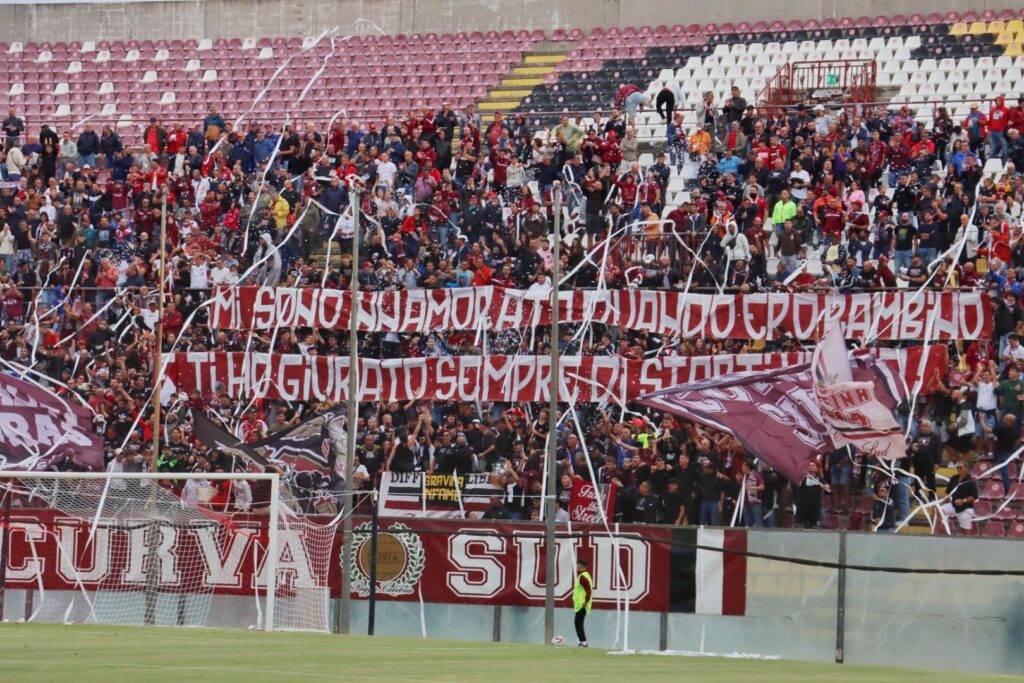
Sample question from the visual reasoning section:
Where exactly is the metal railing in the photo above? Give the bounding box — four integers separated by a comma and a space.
758, 59, 878, 116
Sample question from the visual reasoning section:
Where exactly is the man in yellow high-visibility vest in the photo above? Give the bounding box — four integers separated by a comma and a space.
573, 558, 593, 647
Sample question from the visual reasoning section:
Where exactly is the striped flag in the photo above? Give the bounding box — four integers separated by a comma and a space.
669, 527, 747, 616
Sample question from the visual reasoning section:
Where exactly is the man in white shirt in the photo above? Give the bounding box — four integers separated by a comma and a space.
396, 257, 419, 289
39, 197, 57, 223
192, 172, 210, 207
1001, 332, 1024, 365
813, 105, 833, 135
231, 478, 253, 512
721, 223, 751, 262
209, 257, 234, 287
376, 152, 397, 189
140, 299, 160, 331
789, 161, 811, 201
181, 472, 214, 507
190, 253, 210, 290
5, 145, 26, 179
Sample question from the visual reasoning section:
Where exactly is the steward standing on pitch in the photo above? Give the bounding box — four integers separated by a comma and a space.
573, 559, 593, 648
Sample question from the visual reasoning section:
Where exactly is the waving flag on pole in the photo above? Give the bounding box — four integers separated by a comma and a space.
638, 365, 830, 482
0, 372, 104, 471
639, 334, 908, 481
812, 323, 906, 460
191, 410, 267, 467
247, 405, 346, 472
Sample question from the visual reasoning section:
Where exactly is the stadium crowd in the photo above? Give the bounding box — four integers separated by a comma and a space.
2, 82, 1023, 532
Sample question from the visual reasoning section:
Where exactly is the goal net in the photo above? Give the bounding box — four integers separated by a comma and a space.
0, 472, 335, 632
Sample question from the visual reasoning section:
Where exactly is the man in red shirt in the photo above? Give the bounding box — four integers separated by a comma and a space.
614, 173, 638, 210
875, 255, 897, 287
485, 112, 509, 148
328, 121, 346, 155
790, 263, 815, 291
165, 123, 187, 167
162, 302, 184, 340
866, 130, 887, 184
415, 139, 437, 168
599, 132, 622, 167
418, 109, 437, 139
989, 95, 1011, 160
637, 173, 660, 211
614, 83, 642, 107
143, 117, 167, 159
199, 192, 220, 230
847, 199, 870, 233
766, 134, 788, 167
910, 130, 936, 159
820, 195, 845, 245
490, 146, 511, 197
1008, 98, 1024, 135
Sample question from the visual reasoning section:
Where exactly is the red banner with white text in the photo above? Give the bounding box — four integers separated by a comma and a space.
208, 287, 991, 340
569, 479, 618, 524
165, 347, 948, 403
1, 510, 680, 612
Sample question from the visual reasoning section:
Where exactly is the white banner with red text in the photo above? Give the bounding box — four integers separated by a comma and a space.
208, 287, 991, 340
165, 347, 948, 403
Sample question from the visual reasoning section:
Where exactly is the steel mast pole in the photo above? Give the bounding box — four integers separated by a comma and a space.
544, 182, 562, 645
337, 186, 361, 635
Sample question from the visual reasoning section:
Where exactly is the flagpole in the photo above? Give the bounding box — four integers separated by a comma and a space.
338, 184, 360, 636
544, 181, 561, 646
150, 185, 168, 473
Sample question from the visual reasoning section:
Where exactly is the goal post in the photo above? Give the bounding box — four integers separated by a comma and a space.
0, 470, 332, 633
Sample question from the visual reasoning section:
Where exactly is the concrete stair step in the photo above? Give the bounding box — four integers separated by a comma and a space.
524, 53, 566, 65
501, 76, 542, 87
477, 100, 522, 111
489, 88, 533, 99
513, 65, 555, 75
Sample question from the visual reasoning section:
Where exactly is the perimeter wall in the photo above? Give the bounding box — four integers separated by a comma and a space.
0, 0, 1022, 45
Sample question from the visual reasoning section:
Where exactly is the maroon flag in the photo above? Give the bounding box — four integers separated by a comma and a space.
0, 372, 104, 470
813, 324, 907, 460
640, 355, 906, 482
568, 478, 618, 523
639, 366, 828, 482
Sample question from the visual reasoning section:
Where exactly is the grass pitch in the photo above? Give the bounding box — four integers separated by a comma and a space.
0, 623, 1017, 683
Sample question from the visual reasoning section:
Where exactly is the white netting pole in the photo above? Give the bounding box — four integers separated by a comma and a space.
0, 471, 336, 632
265, 474, 281, 633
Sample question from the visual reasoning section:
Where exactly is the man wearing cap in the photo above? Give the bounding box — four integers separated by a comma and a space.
813, 104, 833, 136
